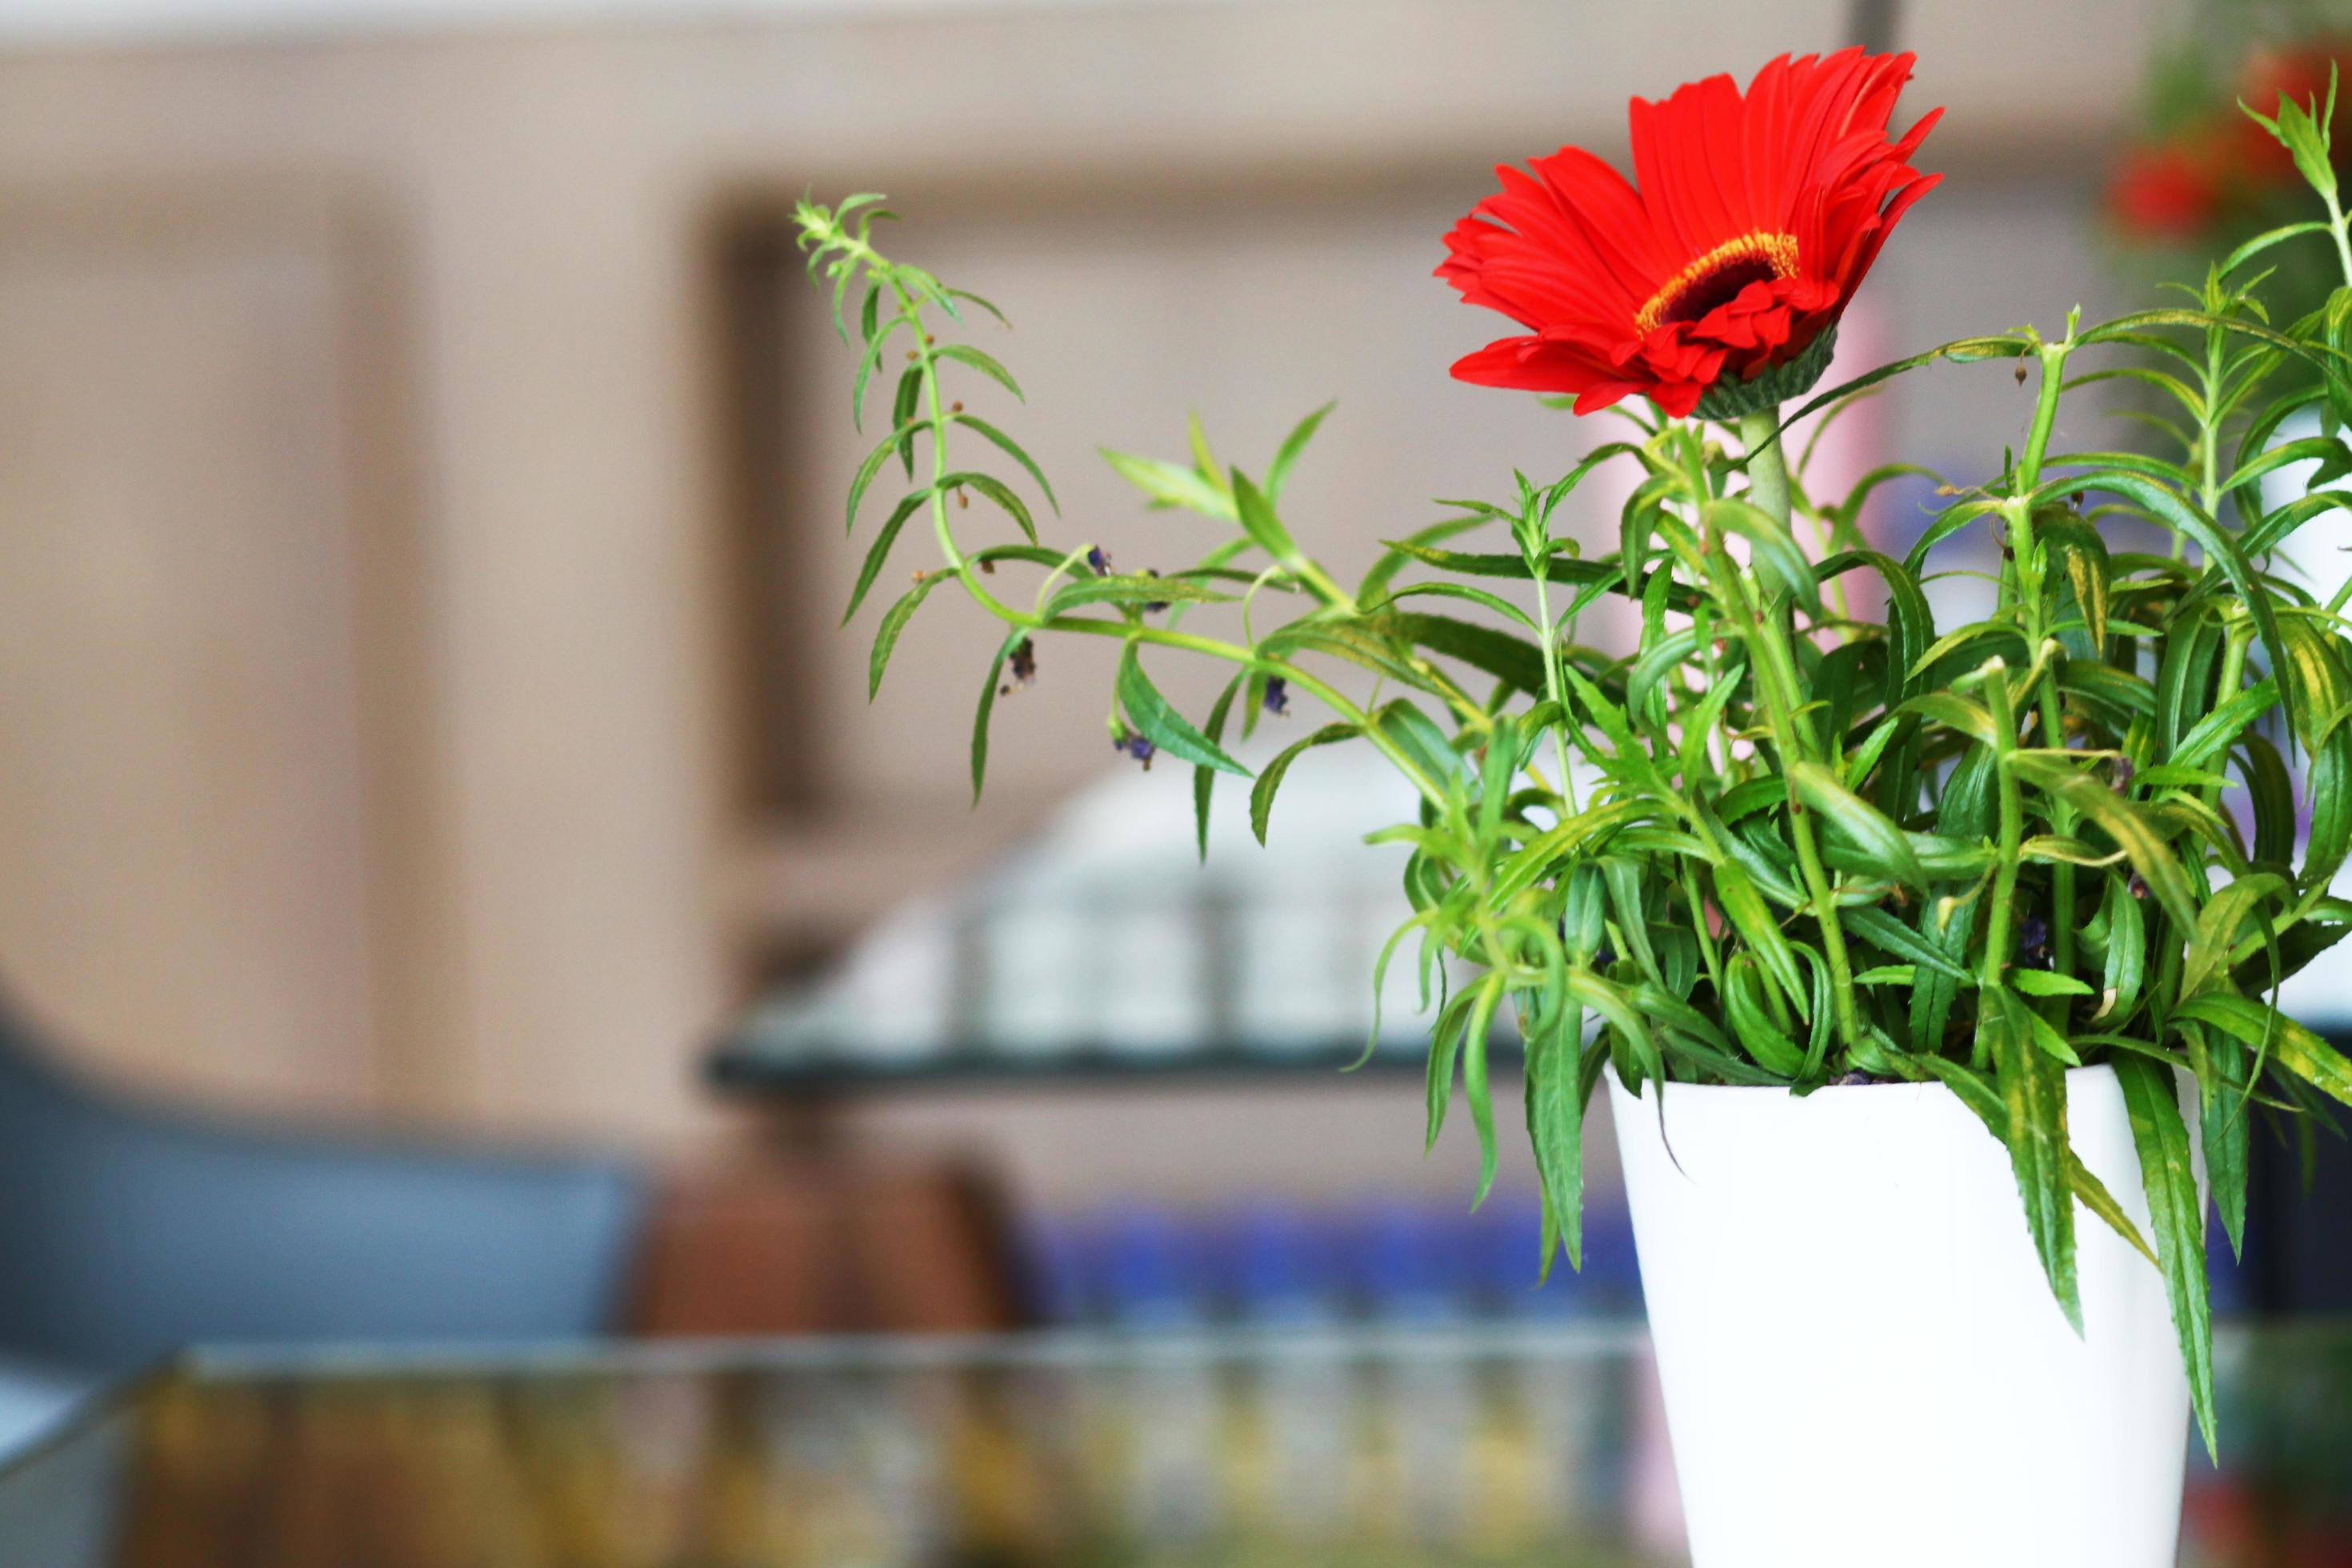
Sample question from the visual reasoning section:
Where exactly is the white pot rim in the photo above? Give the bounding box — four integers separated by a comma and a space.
1612, 1060, 2120, 1103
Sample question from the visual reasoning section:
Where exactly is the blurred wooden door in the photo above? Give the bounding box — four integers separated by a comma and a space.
0, 195, 423, 1118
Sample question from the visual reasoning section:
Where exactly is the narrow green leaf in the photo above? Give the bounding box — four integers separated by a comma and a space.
1463, 975, 1506, 1206
1376, 610, 1549, 695
851, 488, 949, 633
890, 368, 922, 479
2004, 751, 2199, 930
934, 471, 1037, 542
2114, 1055, 2215, 1458
849, 419, 921, 530
931, 342, 1023, 400
1266, 400, 1335, 506
1194, 675, 1243, 862
1115, 644, 1251, 777
1789, 758, 1926, 889
1986, 987, 2082, 1333
2093, 471, 2294, 734
1100, 449, 1238, 519
869, 570, 947, 698
2172, 678, 2280, 773
1841, 904, 1978, 982
951, 414, 1058, 513
1916, 1052, 2157, 1268
1526, 1002, 1586, 1272
1817, 549, 1935, 700
1250, 723, 1356, 844
1045, 574, 1234, 615
2181, 873, 2288, 998
970, 627, 1030, 802
1722, 955, 1806, 1077
1713, 858, 1807, 1011
2176, 992, 2352, 1104
2010, 970, 2094, 998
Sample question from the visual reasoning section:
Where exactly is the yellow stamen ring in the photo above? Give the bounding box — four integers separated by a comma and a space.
1634, 231, 1801, 335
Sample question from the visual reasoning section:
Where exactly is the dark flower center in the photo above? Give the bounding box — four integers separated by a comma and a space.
1636, 231, 1800, 334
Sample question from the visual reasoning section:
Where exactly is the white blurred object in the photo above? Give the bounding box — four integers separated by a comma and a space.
745, 742, 1471, 1063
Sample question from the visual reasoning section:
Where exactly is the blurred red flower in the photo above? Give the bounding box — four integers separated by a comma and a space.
1437, 49, 1941, 418
2110, 142, 2224, 240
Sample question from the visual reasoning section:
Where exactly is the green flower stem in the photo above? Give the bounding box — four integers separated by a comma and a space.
2014, 322, 2073, 496
1735, 410, 1791, 530
2322, 180, 2352, 286
1978, 661, 2026, 1042
2210, 616, 2254, 817
2009, 331, 2080, 1000
1529, 562, 1581, 818
1722, 407, 1864, 1057
1681, 861, 1728, 1000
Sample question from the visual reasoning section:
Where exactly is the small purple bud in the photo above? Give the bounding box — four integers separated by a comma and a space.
1112, 731, 1155, 770
2017, 915, 2050, 969
1262, 676, 1290, 716
1086, 546, 1113, 574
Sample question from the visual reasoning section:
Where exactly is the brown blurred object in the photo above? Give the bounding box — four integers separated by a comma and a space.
630, 1154, 1022, 1336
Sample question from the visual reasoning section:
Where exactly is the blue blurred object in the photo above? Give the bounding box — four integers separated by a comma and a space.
2208, 1214, 2255, 1318
0, 997, 649, 1378
1218, 1203, 1344, 1326
1466, 1195, 1581, 1318
1342, 1200, 1473, 1323
1014, 1211, 1098, 1326
1579, 1202, 1645, 1312
1019, 1191, 1646, 1328
1094, 1205, 1211, 1328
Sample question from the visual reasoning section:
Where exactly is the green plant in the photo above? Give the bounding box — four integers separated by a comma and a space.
795, 76, 2352, 1452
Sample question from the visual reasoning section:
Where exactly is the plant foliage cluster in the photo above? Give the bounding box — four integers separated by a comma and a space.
798, 82, 2352, 1449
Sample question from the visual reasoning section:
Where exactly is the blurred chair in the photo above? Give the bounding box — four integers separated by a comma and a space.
0, 998, 648, 1386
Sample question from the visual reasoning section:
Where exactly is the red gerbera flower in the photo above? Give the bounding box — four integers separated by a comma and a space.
1438, 50, 1942, 419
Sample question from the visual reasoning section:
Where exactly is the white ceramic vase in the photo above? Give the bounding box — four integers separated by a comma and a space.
1610, 1064, 2194, 1568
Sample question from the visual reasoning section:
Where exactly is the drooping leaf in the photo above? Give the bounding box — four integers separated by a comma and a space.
1194, 675, 1243, 862
1986, 986, 2082, 1333
1250, 723, 1357, 844
1115, 644, 1251, 777
2114, 1055, 2216, 1458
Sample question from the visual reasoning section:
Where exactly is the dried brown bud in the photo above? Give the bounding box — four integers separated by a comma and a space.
2014, 359, 2029, 385
951, 400, 964, 414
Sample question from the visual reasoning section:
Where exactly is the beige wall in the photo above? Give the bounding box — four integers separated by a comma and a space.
0, 0, 2167, 1146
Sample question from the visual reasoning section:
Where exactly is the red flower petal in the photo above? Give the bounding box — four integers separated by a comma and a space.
1441, 50, 1939, 415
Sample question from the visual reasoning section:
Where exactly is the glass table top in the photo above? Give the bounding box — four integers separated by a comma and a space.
0, 1321, 2342, 1566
